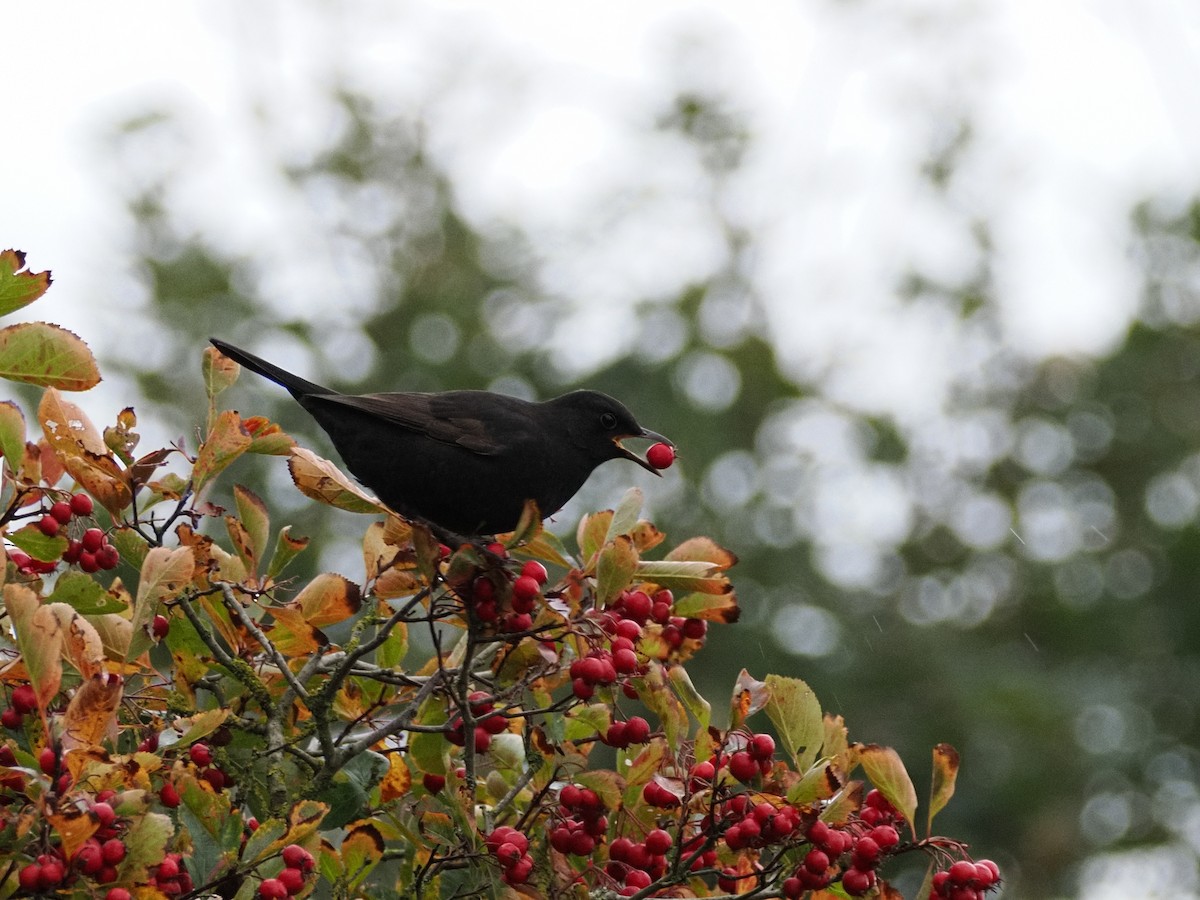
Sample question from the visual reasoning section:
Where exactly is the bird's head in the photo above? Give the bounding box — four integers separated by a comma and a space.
554, 391, 672, 475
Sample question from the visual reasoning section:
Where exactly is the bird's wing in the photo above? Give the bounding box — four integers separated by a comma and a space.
316, 392, 505, 455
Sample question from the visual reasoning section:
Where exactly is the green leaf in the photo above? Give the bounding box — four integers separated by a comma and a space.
113, 810, 173, 885
265, 525, 309, 581
729, 669, 769, 731
0, 322, 100, 390
927, 743, 960, 833
606, 487, 644, 542
764, 674, 824, 772
632, 559, 734, 594
641, 662, 689, 749
0, 250, 51, 317
668, 664, 711, 736
48, 571, 127, 614
233, 484, 270, 569
202, 345, 240, 397
180, 781, 241, 882
859, 744, 919, 835
576, 509, 612, 564
0, 401, 26, 474
596, 535, 638, 606
242, 817, 288, 865
8, 524, 67, 562
128, 547, 195, 661
314, 772, 369, 830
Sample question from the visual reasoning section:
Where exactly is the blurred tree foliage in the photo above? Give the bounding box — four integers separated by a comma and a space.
95, 74, 1200, 899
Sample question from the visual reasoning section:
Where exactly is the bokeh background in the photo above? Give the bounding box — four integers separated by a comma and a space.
8, 2, 1200, 897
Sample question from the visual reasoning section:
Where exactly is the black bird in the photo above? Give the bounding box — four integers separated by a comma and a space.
209, 339, 672, 537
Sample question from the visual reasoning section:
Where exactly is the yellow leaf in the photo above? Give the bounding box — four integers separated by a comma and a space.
288, 447, 387, 514
296, 573, 362, 628
193, 410, 252, 495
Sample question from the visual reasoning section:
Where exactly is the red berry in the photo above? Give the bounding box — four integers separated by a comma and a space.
11, 685, 35, 716
682, 617, 708, 639
18, 864, 42, 891
748, 732, 776, 760
612, 647, 639, 674
805, 848, 830, 874
506, 856, 533, 884
203, 767, 226, 790
853, 835, 880, 867
81, 528, 105, 553
79, 551, 100, 573
422, 772, 446, 793
728, 749, 758, 783
159, 783, 181, 808
157, 855, 181, 879
277, 866, 306, 895
621, 590, 652, 622
605, 721, 628, 748
512, 574, 541, 602
624, 715, 651, 744
645, 828, 672, 855
70, 494, 94, 516
38, 860, 65, 888
948, 860, 979, 885
870, 823, 900, 848
258, 878, 289, 900
96, 545, 120, 570
842, 867, 875, 896
105, 889, 132, 900
49, 501, 73, 525
39, 745, 57, 775
37, 514, 59, 537
1, 708, 22, 729
282, 844, 315, 872
646, 442, 675, 469
782, 876, 805, 899
520, 559, 548, 585
152, 614, 170, 639
101, 838, 127, 865
975, 859, 1000, 885
189, 742, 212, 766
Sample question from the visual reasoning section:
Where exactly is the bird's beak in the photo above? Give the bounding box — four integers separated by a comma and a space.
615, 429, 673, 476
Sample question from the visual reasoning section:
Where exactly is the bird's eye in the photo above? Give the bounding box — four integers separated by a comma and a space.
600, 412, 618, 430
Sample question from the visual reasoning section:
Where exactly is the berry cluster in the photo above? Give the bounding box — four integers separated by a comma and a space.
721, 794, 801, 851
151, 853, 193, 896
9, 494, 121, 576
930, 858, 1001, 900
446, 691, 509, 754
469, 558, 548, 633
9, 495, 121, 577
606, 828, 676, 895
258, 844, 316, 898
604, 588, 707, 661
485, 826, 533, 886
601, 714, 651, 749
728, 731, 776, 783
12, 792, 145, 896
549, 783, 609, 858
1, 683, 37, 729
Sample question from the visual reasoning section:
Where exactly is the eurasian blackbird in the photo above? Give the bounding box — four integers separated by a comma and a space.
209, 339, 672, 536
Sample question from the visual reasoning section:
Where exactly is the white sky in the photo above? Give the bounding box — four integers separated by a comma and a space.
4, 0, 1200, 427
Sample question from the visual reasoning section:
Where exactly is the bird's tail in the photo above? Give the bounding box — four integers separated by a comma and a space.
209, 338, 331, 399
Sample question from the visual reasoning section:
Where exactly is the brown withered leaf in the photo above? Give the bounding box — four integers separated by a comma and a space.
62, 672, 123, 751
103, 407, 139, 464
45, 799, 98, 860
38, 390, 130, 513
